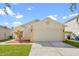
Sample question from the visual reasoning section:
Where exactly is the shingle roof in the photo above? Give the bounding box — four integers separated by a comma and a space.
0, 25, 11, 29
14, 19, 40, 28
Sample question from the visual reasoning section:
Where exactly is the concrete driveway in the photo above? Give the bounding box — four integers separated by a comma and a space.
30, 41, 79, 56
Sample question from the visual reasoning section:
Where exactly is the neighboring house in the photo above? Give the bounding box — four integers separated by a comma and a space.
13, 17, 64, 42
64, 15, 79, 38
0, 26, 12, 40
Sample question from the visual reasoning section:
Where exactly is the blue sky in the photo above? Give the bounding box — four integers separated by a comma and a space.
0, 3, 79, 28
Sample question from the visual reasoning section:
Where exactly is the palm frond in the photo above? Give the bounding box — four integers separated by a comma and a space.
69, 3, 77, 12
4, 3, 11, 7
3, 7, 8, 15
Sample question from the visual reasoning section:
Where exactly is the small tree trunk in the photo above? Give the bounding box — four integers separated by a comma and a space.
16, 37, 22, 43
18, 37, 22, 43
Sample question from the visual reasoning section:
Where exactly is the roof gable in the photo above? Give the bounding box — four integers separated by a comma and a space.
40, 17, 63, 26
14, 19, 40, 28
14, 17, 63, 28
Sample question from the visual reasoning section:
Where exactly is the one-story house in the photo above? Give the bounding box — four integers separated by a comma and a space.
13, 17, 64, 42
64, 15, 79, 37
0, 26, 12, 40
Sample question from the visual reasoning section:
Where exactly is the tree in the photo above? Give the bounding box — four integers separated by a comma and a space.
4, 3, 11, 8
15, 30, 23, 43
3, 3, 11, 15
69, 3, 79, 24
69, 3, 77, 13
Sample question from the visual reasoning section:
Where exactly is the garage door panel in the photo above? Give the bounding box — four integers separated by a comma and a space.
33, 30, 63, 41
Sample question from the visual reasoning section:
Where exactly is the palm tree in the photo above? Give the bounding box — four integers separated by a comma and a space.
15, 30, 23, 43
3, 3, 11, 15
4, 3, 11, 8
69, 3, 79, 24
69, 3, 77, 13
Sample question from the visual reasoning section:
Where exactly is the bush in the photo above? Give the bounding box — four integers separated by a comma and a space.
64, 31, 72, 34
64, 39, 79, 48
0, 38, 13, 42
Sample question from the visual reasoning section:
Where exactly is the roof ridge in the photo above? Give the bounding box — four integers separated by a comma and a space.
14, 19, 40, 27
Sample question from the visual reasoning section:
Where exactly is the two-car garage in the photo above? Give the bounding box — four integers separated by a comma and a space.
14, 17, 64, 42
32, 18, 64, 41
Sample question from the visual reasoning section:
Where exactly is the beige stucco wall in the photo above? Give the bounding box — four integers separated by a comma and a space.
65, 18, 79, 36
13, 21, 35, 40
0, 27, 12, 40
32, 19, 64, 41
23, 24, 32, 40
13, 18, 64, 41
20, 20, 39, 40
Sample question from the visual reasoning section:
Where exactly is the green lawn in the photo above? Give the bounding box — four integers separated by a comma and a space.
64, 39, 79, 48
0, 44, 32, 56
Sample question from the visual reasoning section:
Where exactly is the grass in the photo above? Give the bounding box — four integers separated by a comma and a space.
64, 39, 79, 48
0, 38, 13, 42
64, 31, 72, 33
0, 44, 32, 56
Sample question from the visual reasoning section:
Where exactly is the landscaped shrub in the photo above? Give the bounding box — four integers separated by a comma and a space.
0, 38, 13, 42
15, 30, 23, 43
64, 39, 79, 48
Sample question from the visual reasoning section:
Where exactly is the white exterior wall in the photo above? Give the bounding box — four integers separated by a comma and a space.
32, 19, 64, 41
65, 18, 79, 36
0, 27, 12, 40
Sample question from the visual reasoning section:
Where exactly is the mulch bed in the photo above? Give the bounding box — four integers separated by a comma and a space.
8, 39, 31, 43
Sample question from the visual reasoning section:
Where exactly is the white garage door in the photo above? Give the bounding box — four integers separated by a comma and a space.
33, 30, 64, 41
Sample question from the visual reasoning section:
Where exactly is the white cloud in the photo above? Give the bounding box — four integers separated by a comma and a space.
13, 21, 22, 27
69, 13, 78, 17
62, 16, 67, 19
0, 7, 24, 19
3, 22, 9, 26
62, 13, 78, 20
15, 14, 23, 19
52, 15, 58, 17
0, 9, 6, 15
6, 7, 24, 19
5, 7, 15, 16
0, 22, 10, 27
47, 15, 57, 20
27, 7, 32, 11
